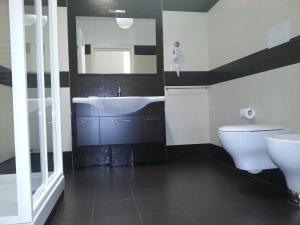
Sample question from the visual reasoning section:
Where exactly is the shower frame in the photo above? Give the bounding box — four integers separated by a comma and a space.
0, 0, 64, 224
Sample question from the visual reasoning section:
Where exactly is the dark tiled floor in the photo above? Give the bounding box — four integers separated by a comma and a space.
50, 159, 300, 225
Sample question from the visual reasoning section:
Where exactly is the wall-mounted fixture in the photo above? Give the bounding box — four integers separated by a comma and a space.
171, 41, 181, 77
116, 18, 134, 29
219, 125, 288, 174
73, 96, 165, 115
240, 107, 256, 120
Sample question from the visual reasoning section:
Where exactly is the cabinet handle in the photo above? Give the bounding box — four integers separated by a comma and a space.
112, 119, 131, 123
146, 117, 160, 121
80, 120, 92, 123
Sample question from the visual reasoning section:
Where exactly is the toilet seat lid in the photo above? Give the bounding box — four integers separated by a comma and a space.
219, 125, 286, 132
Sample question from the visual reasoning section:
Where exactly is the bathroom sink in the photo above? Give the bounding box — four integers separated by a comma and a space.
72, 96, 165, 115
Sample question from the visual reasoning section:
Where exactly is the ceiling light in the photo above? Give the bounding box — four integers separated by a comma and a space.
116, 18, 134, 29
109, 9, 126, 14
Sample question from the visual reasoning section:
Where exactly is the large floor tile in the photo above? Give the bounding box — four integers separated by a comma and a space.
93, 216, 142, 225
92, 199, 139, 220
136, 196, 181, 215
50, 159, 297, 225
142, 211, 195, 225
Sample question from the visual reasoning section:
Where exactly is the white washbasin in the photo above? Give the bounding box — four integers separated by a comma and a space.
72, 96, 165, 115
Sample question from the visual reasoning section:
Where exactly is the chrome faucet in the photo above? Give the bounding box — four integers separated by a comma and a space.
117, 86, 121, 97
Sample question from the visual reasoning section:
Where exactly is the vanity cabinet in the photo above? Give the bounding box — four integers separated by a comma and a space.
74, 103, 166, 166
76, 117, 100, 146
100, 116, 142, 145
75, 103, 165, 146
142, 116, 164, 143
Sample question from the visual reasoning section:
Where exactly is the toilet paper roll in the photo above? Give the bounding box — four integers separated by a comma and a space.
240, 108, 256, 120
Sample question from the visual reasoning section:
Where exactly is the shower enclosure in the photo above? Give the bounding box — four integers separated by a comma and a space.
0, 0, 64, 224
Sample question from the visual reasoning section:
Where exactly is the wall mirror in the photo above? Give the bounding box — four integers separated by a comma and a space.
76, 17, 157, 74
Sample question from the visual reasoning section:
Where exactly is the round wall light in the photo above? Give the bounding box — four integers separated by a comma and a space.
116, 18, 134, 29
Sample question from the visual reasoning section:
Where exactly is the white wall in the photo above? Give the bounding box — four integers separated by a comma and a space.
134, 55, 157, 73
60, 88, 72, 152
0, 0, 11, 69
210, 63, 300, 146
165, 87, 210, 146
0, 0, 14, 163
163, 11, 210, 146
208, 0, 300, 69
57, 7, 69, 71
0, 84, 15, 163
208, 0, 300, 146
58, 7, 72, 152
163, 11, 208, 71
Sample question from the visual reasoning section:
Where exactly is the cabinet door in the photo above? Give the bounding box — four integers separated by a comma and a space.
100, 117, 141, 145
77, 117, 100, 146
142, 116, 164, 143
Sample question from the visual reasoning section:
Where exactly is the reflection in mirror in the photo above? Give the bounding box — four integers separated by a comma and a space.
76, 17, 157, 74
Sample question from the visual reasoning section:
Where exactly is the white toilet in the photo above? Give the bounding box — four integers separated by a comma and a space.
266, 134, 300, 199
218, 125, 288, 174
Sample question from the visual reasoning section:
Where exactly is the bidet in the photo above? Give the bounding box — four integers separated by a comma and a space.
267, 134, 300, 205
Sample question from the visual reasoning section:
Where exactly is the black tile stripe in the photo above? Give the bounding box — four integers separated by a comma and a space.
2, 36, 299, 88
60, 71, 71, 87
164, 35, 300, 86
164, 71, 210, 86
209, 35, 300, 84
85, 44, 91, 55
24, 0, 67, 7
0, 152, 72, 174
0, 68, 70, 87
0, 65, 12, 87
134, 45, 156, 55
27, 71, 70, 88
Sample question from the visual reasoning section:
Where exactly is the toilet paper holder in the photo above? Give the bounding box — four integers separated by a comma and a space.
240, 107, 256, 120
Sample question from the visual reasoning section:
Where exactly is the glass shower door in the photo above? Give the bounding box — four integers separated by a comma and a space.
0, 0, 18, 218
25, 0, 61, 198
0, 0, 63, 223
24, 0, 44, 196
42, 0, 56, 180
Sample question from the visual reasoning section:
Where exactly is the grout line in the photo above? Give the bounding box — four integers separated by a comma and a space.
128, 182, 145, 225
90, 179, 98, 225
169, 190, 198, 225
164, 164, 198, 225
